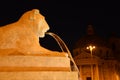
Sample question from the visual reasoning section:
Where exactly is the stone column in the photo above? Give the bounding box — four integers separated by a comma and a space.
79, 65, 82, 80
96, 64, 99, 80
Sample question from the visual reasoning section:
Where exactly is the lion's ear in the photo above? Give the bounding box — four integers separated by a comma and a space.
29, 9, 40, 21
33, 9, 40, 14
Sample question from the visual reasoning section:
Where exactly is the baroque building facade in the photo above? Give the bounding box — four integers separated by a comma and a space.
72, 25, 120, 80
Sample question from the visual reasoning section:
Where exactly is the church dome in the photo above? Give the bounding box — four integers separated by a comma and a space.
74, 34, 108, 49
74, 25, 108, 49
73, 25, 113, 59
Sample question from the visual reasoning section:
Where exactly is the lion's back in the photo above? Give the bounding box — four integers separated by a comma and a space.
0, 23, 22, 48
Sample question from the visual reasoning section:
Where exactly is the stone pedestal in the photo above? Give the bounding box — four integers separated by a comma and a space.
0, 72, 78, 80
0, 53, 78, 80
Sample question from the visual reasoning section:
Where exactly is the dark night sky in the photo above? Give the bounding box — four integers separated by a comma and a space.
0, 0, 120, 52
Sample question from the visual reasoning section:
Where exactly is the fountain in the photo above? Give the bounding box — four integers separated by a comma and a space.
46, 32, 80, 79
0, 9, 79, 80
46, 32, 80, 72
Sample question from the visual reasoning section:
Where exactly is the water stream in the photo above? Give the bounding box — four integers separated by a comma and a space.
46, 32, 80, 79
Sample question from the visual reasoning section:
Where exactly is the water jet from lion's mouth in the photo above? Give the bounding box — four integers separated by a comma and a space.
45, 32, 80, 78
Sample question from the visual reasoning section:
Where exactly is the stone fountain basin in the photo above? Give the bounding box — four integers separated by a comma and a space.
0, 53, 70, 71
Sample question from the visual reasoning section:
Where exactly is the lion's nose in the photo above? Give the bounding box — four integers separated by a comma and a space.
47, 26, 50, 31
46, 23, 50, 31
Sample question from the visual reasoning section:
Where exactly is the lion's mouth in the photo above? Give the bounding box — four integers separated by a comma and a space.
41, 29, 49, 35
45, 28, 49, 33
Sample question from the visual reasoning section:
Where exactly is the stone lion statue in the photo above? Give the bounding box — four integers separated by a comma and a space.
0, 9, 67, 55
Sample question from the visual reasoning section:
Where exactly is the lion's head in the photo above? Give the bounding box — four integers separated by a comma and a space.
18, 9, 50, 38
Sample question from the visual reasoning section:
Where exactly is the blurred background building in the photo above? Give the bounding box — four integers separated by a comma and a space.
73, 25, 120, 80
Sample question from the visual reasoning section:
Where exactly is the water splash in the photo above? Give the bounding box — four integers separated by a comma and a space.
46, 32, 80, 79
